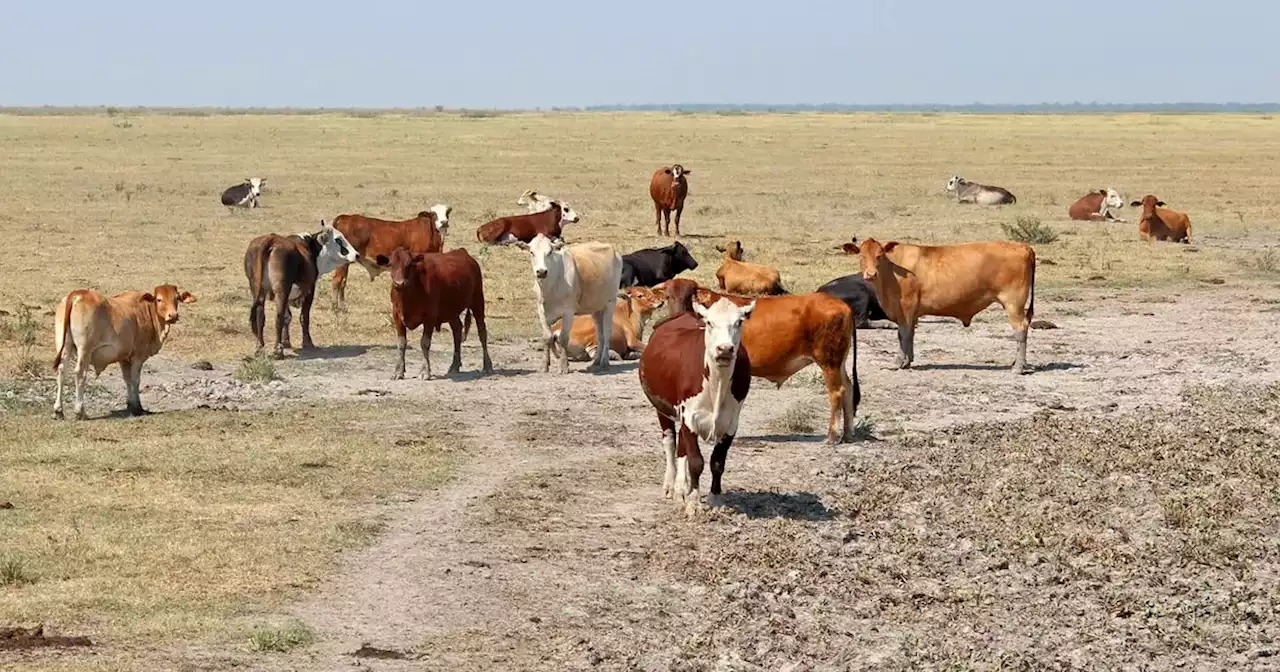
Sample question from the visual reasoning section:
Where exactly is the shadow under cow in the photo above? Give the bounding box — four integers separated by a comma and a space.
718, 490, 835, 521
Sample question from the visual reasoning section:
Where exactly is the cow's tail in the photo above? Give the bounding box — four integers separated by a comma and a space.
463, 307, 473, 342
52, 292, 77, 370
1185, 223, 1193, 244
848, 309, 861, 420
770, 281, 789, 296
1025, 249, 1036, 323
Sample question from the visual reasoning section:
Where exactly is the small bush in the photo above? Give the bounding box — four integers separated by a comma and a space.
9, 305, 42, 378
0, 553, 34, 586
234, 353, 279, 383
1248, 248, 1279, 274
248, 619, 315, 653
770, 402, 816, 434
1002, 216, 1060, 245
849, 416, 877, 441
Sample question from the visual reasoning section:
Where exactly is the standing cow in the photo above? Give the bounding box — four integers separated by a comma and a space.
221, 178, 266, 209
639, 293, 755, 517
515, 234, 624, 374
1068, 188, 1127, 222
329, 206, 450, 312
650, 164, 691, 236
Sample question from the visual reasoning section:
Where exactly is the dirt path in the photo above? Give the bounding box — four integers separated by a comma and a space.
124, 288, 1280, 670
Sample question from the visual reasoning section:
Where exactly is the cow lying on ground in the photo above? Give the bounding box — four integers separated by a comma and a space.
517, 234, 624, 373
715, 241, 786, 295
517, 189, 555, 213
1068, 188, 1127, 222
650, 164, 691, 236
1130, 195, 1192, 243
550, 286, 666, 362
639, 292, 755, 517
815, 273, 890, 327
946, 175, 1016, 205
330, 206, 450, 311
847, 236, 1036, 374
221, 177, 265, 209
654, 278, 860, 444
245, 222, 360, 357
620, 241, 699, 287
52, 284, 196, 419
476, 201, 580, 245
376, 247, 493, 380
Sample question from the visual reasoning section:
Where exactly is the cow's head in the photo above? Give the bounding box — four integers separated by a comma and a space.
852, 237, 897, 282
668, 241, 699, 272
693, 298, 755, 369
945, 175, 964, 193
515, 234, 566, 281
716, 240, 746, 261
374, 247, 424, 289
671, 164, 690, 181
306, 220, 360, 276
419, 204, 451, 235
627, 286, 667, 324
145, 284, 197, 325
1129, 195, 1164, 220
1103, 188, 1125, 211
246, 177, 265, 196
553, 201, 580, 225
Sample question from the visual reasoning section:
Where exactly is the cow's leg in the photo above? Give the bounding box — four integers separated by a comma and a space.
446, 315, 464, 375
654, 204, 663, 236
659, 417, 677, 499
1002, 299, 1031, 375
587, 311, 610, 372
125, 358, 147, 416
537, 305, 554, 373
72, 351, 90, 420
820, 364, 850, 444
472, 302, 494, 375
893, 322, 916, 369
708, 433, 735, 508
392, 315, 409, 380
556, 309, 573, 374
53, 345, 68, 420
678, 426, 704, 518
418, 324, 436, 380
299, 289, 316, 350
331, 264, 349, 313
663, 209, 672, 237
674, 205, 683, 237
271, 288, 290, 359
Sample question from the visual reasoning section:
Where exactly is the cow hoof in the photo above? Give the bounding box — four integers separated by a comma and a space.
391, 371, 405, 381
662, 486, 673, 500
300, 342, 316, 351
822, 434, 842, 446
683, 500, 702, 518
53, 409, 65, 420
76, 411, 87, 421
128, 407, 149, 417
708, 493, 727, 508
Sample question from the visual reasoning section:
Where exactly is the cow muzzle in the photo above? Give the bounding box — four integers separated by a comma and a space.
713, 345, 736, 366
535, 269, 548, 279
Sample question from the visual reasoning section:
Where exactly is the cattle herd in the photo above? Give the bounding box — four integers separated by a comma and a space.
49, 167, 1195, 516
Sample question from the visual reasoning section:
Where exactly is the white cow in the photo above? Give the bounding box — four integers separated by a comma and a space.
516, 189, 555, 214
516, 234, 623, 374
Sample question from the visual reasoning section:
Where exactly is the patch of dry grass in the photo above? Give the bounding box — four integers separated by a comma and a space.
0, 401, 456, 648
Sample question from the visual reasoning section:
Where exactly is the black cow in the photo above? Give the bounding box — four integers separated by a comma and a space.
815, 274, 889, 328
620, 242, 699, 288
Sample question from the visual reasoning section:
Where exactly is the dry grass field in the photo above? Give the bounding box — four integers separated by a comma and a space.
2, 111, 1280, 670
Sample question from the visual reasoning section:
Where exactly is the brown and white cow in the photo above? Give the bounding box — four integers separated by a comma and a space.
847, 237, 1036, 374
376, 247, 493, 380
476, 201, 580, 245
1068, 188, 1127, 222
329, 206, 451, 311
244, 223, 359, 357
52, 284, 196, 419
639, 294, 755, 517
550, 286, 666, 362
715, 240, 786, 295
1129, 195, 1192, 243
650, 164, 691, 236
654, 278, 861, 444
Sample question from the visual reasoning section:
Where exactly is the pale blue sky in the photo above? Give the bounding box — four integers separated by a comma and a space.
1, 0, 1273, 108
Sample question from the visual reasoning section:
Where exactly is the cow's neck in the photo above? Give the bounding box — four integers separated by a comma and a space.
140, 301, 170, 352
700, 355, 738, 424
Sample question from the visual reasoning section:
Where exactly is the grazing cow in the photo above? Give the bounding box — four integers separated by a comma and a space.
815, 274, 890, 327
1068, 188, 1127, 222
639, 296, 756, 517
52, 284, 196, 419
1129, 195, 1192, 243
946, 175, 1016, 205
620, 241, 699, 288
516, 234, 624, 374
650, 164, 691, 236
476, 201, 580, 245
715, 241, 786, 295
376, 248, 493, 380
516, 189, 555, 213
245, 222, 360, 357
329, 206, 451, 311
847, 236, 1036, 374
654, 279, 861, 444
221, 177, 266, 209
550, 286, 666, 362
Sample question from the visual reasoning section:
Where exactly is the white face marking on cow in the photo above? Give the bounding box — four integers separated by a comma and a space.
429, 203, 451, 234
556, 201, 580, 224
313, 222, 360, 276
1104, 188, 1125, 210
248, 177, 264, 196
692, 298, 755, 368
672, 165, 685, 180
523, 234, 565, 282
945, 175, 963, 193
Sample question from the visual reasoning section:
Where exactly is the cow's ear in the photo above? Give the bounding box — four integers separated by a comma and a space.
691, 302, 709, 318
841, 243, 859, 255
740, 301, 756, 318
883, 242, 898, 254
1156, 201, 1166, 207
412, 253, 427, 264
375, 255, 390, 267
550, 238, 566, 250
141, 293, 156, 303
682, 168, 691, 174
179, 292, 197, 304
1130, 200, 1142, 207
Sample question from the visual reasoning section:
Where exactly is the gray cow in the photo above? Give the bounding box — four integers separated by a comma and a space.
946, 174, 1016, 205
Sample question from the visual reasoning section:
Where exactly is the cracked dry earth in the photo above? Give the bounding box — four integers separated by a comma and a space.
119, 288, 1280, 670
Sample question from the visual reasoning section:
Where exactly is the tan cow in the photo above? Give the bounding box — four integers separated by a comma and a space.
52, 284, 197, 419
715, 241, 786, 295
1129, 195, 1191, 243
550, 286, 666, 362
847, 237, 1035, 374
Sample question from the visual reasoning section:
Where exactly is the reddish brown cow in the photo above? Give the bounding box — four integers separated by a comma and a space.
1129, 195, 1192, 243
330, 206, 450, 311
377, 247, 493, 381
650, 164, 691, 236
654, 280, 860, 444
639, 294, 755, 517
475, 201, 580, 245
1068, 188, 1127, 222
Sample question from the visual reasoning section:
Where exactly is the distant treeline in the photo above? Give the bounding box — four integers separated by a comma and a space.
2, 102, 1279, 116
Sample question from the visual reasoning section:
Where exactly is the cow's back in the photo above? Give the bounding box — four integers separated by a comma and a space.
336, 214, 441, 257
567, 243, 623, 313
900, 242, 1034, 316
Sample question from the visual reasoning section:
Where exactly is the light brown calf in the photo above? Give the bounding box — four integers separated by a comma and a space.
715, 241, 786, 295
550, 286, 665, 361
